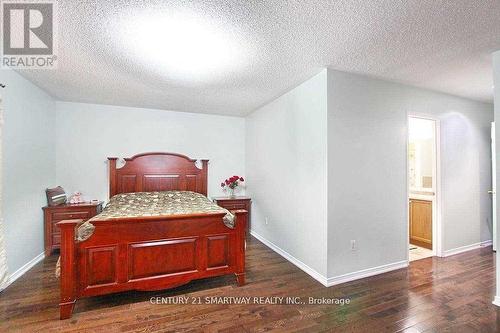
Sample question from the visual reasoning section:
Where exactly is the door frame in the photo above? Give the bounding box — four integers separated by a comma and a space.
407, 115, 443, 258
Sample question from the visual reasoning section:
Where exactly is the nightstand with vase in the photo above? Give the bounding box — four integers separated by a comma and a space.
215, 175, 251, 231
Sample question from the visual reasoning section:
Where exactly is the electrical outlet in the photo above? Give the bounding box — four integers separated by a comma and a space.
265, 217, 269, 225
350, 240, 357, 251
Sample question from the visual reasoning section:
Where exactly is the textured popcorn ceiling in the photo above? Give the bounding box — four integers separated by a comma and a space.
15, 0, 500, 116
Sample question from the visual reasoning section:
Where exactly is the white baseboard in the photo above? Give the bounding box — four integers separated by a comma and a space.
493, 296, 500, 307
481, 240, 493, 247
326, 260, 408, 287
250, 230, 408, 288
250, 230, 329, 286
442, 240, 492, 257
0, 252, 45, 292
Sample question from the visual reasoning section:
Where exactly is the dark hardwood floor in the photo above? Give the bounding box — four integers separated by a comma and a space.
0, 236, 498, 332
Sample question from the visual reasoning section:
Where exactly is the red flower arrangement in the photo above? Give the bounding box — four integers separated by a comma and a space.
221, 175, 244, 197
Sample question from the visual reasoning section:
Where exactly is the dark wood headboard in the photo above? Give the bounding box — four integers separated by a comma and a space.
108, 152, 208, 198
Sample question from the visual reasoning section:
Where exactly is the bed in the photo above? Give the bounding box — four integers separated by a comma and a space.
57, 152, 247, 319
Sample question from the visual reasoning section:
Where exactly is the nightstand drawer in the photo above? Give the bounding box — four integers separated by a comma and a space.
222, 203, 248, 210
52, 211, 90, 221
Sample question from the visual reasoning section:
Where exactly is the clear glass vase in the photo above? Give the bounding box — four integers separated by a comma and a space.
228, 187, 236, 198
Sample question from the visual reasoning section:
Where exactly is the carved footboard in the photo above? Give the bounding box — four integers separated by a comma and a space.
58, 210, 247, 319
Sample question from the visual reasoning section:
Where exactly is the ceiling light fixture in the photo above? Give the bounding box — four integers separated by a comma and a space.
114, 10, 246, 83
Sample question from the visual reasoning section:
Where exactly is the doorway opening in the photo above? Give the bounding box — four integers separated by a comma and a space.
408, 117, 439, 261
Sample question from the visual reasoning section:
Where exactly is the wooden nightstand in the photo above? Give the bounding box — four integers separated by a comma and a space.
213, 196, 251, 231
42, 201, 103, 256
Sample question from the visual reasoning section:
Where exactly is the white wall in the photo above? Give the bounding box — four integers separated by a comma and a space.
1, 69, 56, 274
327, 69, 493, 278
246, 70, 328, 277
55, 102, 245, 201
327, 70, 408, 278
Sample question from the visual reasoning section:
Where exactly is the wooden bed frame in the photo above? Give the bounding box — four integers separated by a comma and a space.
58, 152, 247, 319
